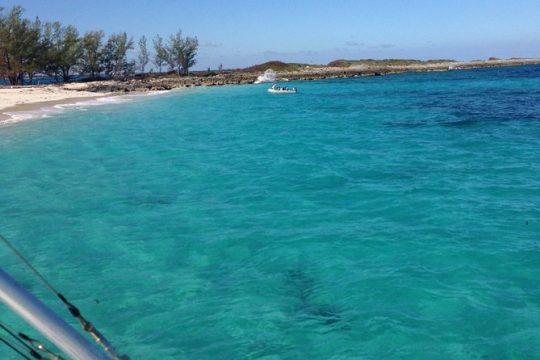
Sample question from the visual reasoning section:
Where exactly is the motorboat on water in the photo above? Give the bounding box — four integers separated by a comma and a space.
268, 84, 297, 94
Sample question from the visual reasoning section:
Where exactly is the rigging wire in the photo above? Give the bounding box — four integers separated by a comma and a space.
0, 234, 129, 360
0, 322, 45, 359
0, 234, 57, 295
0, 335, 33, 360
17, 332, 63, 360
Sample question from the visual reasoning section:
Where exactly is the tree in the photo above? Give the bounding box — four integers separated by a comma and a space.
81, 30, 104, 79
181, 36, 198, 75
55, 25, 82, 82
137, 35, 149, 73
160, 31, 198, 76
152, 34, 167, 73
0, 5, 199, 85
102, 32, 134, 79
0, 6, 41, 85
23, 17, 42, 84
166, 30, 184, 75
39, 22, 83, 82
38, 21, 58, 81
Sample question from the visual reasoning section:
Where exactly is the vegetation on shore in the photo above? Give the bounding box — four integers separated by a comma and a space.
1, 4, 539, 91
240, 61, 309, 73
239, 59, 460, 72
0, 5, 199, 85
326, 59, 456, 67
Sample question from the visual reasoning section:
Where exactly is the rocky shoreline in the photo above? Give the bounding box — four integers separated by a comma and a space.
1, 57, 539, 124
82, 58, 540, 93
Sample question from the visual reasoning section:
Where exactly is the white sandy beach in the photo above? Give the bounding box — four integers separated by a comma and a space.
0, 84, 106, 121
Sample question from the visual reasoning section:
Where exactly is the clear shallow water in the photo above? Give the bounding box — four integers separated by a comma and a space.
1, 65, 540, 359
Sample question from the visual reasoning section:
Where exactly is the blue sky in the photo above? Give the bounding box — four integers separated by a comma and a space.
3, 0, 540, 70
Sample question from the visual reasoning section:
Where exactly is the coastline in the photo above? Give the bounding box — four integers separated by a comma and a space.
1, 58, 539, 124
81, 58, 540, 92
0, 85, 117, 124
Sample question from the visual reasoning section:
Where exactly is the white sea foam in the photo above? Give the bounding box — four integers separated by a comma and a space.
254, 69, 277, 84
0, 88, 181, 126
0, 95, 132, 126
53, 95, 133, 110
1, 111, 47, 124
145, 90, 172, 96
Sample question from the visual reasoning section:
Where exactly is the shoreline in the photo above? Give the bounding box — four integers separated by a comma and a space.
0, 84, 121, 124
0, 95, 116, 122
81, 58, 540, 92
1, 58, 539, 124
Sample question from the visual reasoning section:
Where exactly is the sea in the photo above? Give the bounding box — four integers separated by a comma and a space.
1, 65, 539, 359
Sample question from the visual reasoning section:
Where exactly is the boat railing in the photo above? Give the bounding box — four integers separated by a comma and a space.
0, 233, 129, 360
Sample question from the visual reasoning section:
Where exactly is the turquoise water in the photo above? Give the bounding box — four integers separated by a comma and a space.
1, 65, 540, 359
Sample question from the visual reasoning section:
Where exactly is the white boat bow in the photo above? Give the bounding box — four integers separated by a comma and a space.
268, 84, 297, 94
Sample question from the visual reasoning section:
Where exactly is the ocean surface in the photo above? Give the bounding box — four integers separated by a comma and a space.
1, 65, 539, 359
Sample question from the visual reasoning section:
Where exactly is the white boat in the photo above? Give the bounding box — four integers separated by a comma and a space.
268, 84, 297, 94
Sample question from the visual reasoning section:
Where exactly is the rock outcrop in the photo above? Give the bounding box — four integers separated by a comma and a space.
81, 58, 540, 94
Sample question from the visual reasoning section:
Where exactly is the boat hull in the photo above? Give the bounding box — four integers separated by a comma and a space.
268, 89, 297, 94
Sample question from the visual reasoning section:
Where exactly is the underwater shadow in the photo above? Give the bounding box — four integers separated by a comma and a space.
285, 268, 351, 331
